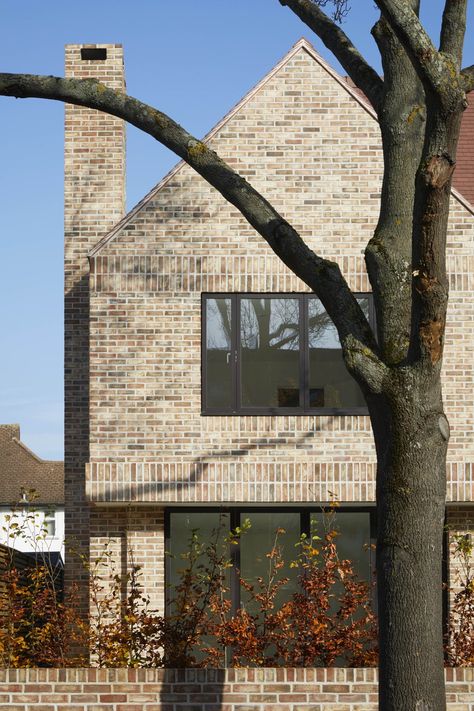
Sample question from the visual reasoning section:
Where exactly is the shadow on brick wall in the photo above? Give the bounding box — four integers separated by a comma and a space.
161, 668, 226, 711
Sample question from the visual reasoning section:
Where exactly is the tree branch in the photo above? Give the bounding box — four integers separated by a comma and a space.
278, 0, 383, 111
460, 64, 474, 93
375, 0, 464, 105
342, 335, 389, 394
440, 0, 468, 68
0, 71, 378, 356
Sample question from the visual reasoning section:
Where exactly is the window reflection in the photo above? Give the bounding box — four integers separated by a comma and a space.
310, 510, 372, 581
168, 512, 230, 609
239, 512, 300, 613
240, 298, 300, 408
205, 298, 233, 409
308, 297, 368, 408
202, 294, 372, 413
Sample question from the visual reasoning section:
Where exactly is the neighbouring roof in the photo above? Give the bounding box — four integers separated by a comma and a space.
343, 75, 474, 207
0, 425, 64, 506
454, 95, 474, 206
89, 37, 474, 258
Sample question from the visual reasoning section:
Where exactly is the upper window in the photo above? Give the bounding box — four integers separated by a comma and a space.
202, 293, 373, 415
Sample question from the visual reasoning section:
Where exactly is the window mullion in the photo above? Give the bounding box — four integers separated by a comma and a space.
234, 294, 240, 413
302, 295, 308, 412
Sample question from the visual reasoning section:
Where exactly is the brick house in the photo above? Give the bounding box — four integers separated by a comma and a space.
64, 40, 473, 621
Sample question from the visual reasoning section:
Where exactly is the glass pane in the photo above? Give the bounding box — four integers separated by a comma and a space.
239, 512, 300, 614
44, 515, 56, 537
308, 297, 368, 409
205, 298, 233, 409
240, 298, 300, 408
310, 510, 372, 581
168, 511, 230, 605
167, 512, 230, 663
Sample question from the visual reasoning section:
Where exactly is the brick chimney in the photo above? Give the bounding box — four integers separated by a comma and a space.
64, 44, 126, 611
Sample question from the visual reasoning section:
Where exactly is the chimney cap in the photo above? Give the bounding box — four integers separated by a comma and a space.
81, 47, 107, 61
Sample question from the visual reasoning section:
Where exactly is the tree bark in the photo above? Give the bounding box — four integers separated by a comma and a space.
370, 368, 448, 711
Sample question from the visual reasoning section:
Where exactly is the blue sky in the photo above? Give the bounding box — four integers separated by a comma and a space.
0, 1, 473, 459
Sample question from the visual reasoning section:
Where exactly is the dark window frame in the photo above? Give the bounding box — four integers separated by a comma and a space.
164, 505, 377, 617
201, 292, 375, 416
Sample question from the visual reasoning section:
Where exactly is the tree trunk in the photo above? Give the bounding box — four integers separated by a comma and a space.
371, 368, 448, 711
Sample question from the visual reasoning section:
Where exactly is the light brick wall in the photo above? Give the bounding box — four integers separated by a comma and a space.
86, 43, 474, 506
63, 41, 473, 619
89, 506, 164, 613
0, 668, 472, 709
64, 43, 126, 606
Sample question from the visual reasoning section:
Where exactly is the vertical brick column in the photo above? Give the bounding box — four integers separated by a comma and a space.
64, 44, 125, 613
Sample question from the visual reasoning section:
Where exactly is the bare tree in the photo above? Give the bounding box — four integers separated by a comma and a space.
1, 1, 472, 708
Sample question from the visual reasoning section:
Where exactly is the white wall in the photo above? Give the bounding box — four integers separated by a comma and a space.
0, 506, 65, 561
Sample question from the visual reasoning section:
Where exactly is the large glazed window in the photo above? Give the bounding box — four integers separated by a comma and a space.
166, 507, 376, 616
202, 293, 373, 414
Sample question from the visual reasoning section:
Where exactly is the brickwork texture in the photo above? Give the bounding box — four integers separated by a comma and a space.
64, 43, 126, 604
84, 41, 474, 505
0, 668, 472, 710
63, 40, 473, 624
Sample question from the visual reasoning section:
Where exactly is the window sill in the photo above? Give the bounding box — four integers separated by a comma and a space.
201, 408, 369, 416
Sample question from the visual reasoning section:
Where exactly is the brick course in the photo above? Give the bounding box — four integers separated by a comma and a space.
0, 668, 472, 710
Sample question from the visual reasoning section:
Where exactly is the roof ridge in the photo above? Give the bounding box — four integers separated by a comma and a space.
90, 37, 376, 257
88, 37, 473, 257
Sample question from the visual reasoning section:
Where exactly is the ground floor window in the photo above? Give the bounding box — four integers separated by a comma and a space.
165, 507, 376, 614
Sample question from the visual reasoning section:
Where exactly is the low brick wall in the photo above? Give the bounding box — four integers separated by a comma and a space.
0, 668, 473, 710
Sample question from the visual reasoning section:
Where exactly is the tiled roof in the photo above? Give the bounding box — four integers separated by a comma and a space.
0, 425, 64, 505
453, 95, 474, 206
342, 76, 474, 208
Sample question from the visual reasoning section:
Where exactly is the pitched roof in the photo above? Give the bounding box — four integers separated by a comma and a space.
89, 37, 474, 257
0, 425, 64, 506
336, 76, 474, 209
88, 38, 375, 257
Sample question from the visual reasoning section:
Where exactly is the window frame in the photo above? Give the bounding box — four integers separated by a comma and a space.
165, 506, 377, 618
201, 292, 375, 416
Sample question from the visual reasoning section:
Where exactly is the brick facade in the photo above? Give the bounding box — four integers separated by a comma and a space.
64, 44, 126, 604
0, 668, 473, 709
64, 40, 473, 624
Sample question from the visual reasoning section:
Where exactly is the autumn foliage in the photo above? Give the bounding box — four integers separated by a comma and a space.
444, 532, 474, 666
202, 525, 377, 667
0, 500, 472, 668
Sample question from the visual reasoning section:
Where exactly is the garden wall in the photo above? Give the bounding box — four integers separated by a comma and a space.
0, 668, 472, 710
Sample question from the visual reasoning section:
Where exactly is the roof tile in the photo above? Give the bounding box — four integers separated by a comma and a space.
0, 425, 64, 505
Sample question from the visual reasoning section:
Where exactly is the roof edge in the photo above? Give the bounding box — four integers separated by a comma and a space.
451, 186, 474, 216
89, 37, 377, 257
89, 37, 474, 256
12, 437, 64, 467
